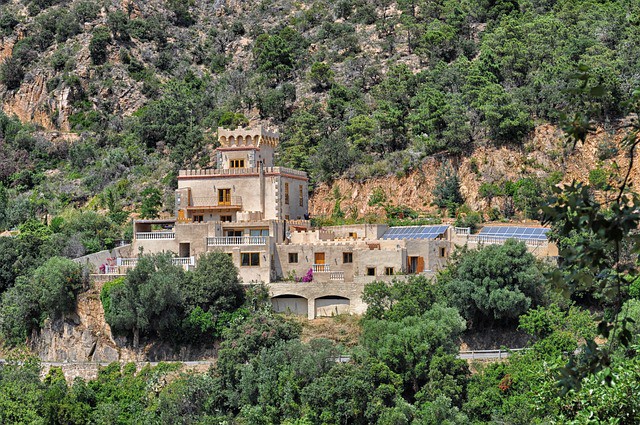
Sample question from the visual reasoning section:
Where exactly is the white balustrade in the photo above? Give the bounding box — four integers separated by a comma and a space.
466, 235, 546, 247
454, 227, 470, 235
172, 256, 195, 266
104, 265, 120, 275
313, 264, 330, 273
329, 271, 345, 281
207, 236, 267, 246
135, 232, 175, 240
117, 258, 138, 267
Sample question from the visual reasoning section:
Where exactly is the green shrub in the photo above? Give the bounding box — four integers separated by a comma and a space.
0, 58, 24, 90
89, 26, 111, 65
588, 168, 608, 190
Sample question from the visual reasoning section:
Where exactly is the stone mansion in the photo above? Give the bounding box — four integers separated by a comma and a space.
115, 126, 557, 319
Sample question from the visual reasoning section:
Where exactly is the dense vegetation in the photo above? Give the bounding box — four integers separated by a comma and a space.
1, 0, 639, 226
1, 241, 639, 423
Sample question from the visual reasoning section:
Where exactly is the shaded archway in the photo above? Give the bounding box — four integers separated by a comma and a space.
315, 295, 350, 317
272, 294, 308, 316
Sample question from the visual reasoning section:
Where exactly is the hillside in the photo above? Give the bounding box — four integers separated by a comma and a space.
2, 0, 640, 233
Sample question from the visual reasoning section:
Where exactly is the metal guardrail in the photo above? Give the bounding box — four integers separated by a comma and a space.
207, 236, 267, 246
457, 348, 527, 360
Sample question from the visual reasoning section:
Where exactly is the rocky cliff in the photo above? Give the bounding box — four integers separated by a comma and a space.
30, 277, 216, 363
309, 124, 639, 218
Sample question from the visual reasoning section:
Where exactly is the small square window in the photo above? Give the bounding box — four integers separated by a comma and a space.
385, 267, 394, 275
348, 232, 357, 239
289, 253, 298, 263
366, 267, 376, 276
343, 252, 353, 264
241, 252, 260, 266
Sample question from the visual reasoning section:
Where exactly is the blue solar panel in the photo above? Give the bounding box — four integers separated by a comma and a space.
381, 225, 449, 240
478, 226, 549, 241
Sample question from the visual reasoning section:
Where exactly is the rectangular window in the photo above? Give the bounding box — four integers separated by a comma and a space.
218, 188, 231, 205
284, 182, 290, 205
250, 229, 269, 236
299, 185, 304, 207
348, 232, 357, 239
220, 215, 232, 222
366, 267, 376, 276
241, 252, 260, 267
230, 159, 245, 168
440, 247, 446, 257
193, 215, 203, 222
289, 253, 298, 263
385, 267, 394, 276
343, 252, 353, 264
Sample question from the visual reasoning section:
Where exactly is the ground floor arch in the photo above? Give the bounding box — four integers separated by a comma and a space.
271, 294, 308, 316
315, 295, 350, 317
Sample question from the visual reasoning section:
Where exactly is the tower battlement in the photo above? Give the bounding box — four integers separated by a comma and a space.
217, 126, 279, 148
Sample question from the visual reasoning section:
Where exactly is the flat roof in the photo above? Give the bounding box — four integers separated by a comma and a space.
134, 219, 176, 224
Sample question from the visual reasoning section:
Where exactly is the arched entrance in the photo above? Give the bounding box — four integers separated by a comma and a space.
272, 294, 308, 316
315, 296, 350, 317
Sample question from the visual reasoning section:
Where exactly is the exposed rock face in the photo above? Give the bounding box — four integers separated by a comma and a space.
310, 124, 640, 218
30, 279, 216, 363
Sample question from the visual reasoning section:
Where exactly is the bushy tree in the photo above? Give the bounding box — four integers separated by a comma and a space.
432, 162, 464, 212
0, 257, 84, 345
102, 253, 184, 347
442, 240, 546, 327
89, 26, 111, 65
308, 61, 334, 91
184, 252, 243, 313
362, 303, 468, 401
139, 187, 162, 219
302, 359, 410, 424
363, 275, 438, 321
0, 57, 24, 90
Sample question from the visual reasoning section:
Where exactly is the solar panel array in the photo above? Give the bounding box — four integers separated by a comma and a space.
478, 226, 549, 241
381, 225, 449, 240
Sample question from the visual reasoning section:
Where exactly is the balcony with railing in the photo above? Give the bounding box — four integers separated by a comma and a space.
312, 264, 331, 273
110, 256, 196, 271
188, 196, 243, 209
135, 231, 175, 240
207, 236, 268, 246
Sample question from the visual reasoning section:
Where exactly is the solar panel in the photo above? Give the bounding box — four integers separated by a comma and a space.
381, 225, 449, 240
478, 226, 550, 241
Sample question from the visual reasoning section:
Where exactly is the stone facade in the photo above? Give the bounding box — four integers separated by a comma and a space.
124, 126, 558, 319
